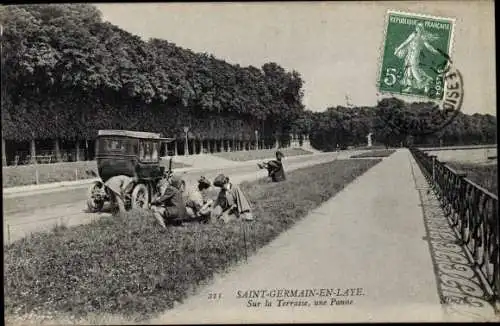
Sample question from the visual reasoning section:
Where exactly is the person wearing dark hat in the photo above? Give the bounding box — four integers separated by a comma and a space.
211, 174, 253, 223
257, 150, 286, 182
150, 175, 187, 228
185, 176, 214, 222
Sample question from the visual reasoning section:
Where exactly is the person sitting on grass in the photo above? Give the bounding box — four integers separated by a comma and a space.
150, 175, 187, 228
257, 150, 286, 182
185, 176, 214, 223
211, 174, 254, 223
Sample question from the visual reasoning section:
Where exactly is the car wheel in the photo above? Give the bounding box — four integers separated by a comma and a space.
87, 181, 105, 212
131, 183, 149, 209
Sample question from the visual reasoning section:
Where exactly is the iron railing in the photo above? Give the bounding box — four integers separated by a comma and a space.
410, 147, 499, 307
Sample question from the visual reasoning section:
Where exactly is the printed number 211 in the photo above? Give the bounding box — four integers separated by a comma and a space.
208, 293, 222, 300
384, 68, 398, 86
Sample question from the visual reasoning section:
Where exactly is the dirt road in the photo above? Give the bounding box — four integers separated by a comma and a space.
3, 151, 362, 245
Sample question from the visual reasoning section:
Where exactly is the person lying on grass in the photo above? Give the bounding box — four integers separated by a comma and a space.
185, 176, 214, 223
150, 175, 187, 228
257, 150, 286, 182
211, 174, 254, 223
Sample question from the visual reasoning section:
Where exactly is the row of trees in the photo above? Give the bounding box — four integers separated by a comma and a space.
1, 4, 303, 143
291, 97, 497, 151
1, 4, 495, 155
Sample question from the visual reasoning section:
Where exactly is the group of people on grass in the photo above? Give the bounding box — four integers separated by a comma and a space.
150, 173, 254, 228
105, 150, 286, 228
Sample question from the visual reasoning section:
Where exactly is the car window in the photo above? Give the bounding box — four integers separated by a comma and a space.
139, 141, 145, 160
152, 142, 159, 161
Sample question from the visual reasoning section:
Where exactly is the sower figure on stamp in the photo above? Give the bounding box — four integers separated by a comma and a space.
185, 176, 214, 223
211, 174, 254, 223
258, 150, 286, 182
150, 175, 187, 228
394, 22, 440, 94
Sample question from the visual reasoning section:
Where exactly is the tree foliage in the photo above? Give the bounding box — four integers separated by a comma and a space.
304, 97, 497, 151
1, 4, 304, 141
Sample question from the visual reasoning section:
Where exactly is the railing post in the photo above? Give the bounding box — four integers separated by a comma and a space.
430, 155, 437, 183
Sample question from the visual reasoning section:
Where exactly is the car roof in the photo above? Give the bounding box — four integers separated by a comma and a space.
97, 130, 174, 142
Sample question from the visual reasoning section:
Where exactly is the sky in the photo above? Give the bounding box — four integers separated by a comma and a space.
95, 1, 496, 115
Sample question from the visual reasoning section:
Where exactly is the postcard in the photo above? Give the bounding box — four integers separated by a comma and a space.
2, 1, 498, 324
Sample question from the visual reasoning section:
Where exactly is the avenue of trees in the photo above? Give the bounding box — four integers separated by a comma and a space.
1, 4, 303, 153
1, 4, 496, 163
292, 98, 497, 151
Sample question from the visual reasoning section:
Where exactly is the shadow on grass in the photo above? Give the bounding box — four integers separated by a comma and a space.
213, 148, 312, 162
4, 158, 382, 323
350, 149, 396, 159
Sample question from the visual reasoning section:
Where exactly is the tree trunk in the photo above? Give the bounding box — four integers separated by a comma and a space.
219, 139, 223, 152
174, 141, 178, 156
2, 138, 6, 166
85, 140, 88, 161
54, 139, 61, 162
184, 137, 189, 156
75, 139, 81, 161
225, 140, 230, 152
191, 139, 196, 155
30, 138, 36, 164
200, 139, 205, 155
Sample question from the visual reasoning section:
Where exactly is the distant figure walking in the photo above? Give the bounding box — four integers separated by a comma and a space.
258, 150, 286, 182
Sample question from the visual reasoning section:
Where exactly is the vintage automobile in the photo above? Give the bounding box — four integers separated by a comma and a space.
86, 129, 175, 213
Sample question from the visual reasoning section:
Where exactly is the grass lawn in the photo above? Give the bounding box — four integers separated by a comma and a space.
2, 160, 190, 188
446, 161, 498, 195
4, 158, 381, 324
213, 148, 312, 162
350, 149, 396, 158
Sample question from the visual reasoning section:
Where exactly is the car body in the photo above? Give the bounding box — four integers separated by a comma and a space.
87, 129, 175, 212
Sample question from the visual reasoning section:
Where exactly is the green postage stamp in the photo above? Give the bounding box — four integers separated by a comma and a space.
378, 11, 455, 100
